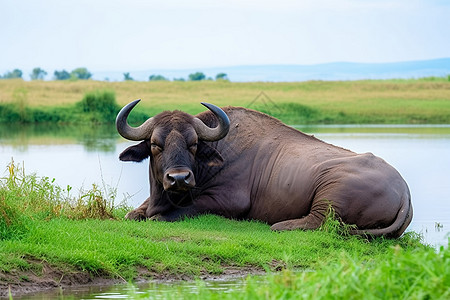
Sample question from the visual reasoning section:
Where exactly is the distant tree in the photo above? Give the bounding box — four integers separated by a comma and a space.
173, 77, 185, 81
54, 70, 71, 80
30, 67, 47, 80
123, 72, 134, 81
188, 72, 206, 81
11, 69, 23, 79
215, 73, 229, 81
1, 69, 23, 79
71, 67, 92, 80
149, 74, 168, 81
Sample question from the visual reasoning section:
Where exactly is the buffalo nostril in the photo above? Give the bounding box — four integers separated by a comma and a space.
167, 172, 191, 185
184, 172, 191, 184
163, 170, 195, 191
167, 174, 176, 186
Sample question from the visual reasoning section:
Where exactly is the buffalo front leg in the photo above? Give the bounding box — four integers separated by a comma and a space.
270, 199, 329, 231
125, 197, 151, 221
151, 205, 199, 222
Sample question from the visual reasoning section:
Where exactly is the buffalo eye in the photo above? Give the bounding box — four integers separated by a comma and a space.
151, 143, 163, 153
189, 143, 198, 154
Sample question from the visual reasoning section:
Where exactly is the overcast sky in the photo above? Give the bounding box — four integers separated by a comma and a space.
1, 0, 449, 75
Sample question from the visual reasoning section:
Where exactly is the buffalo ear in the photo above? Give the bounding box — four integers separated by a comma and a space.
196, 141, 224, 168
119, 141, 150, 162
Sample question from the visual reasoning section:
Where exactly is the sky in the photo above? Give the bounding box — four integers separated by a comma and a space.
1, 0, 450, 77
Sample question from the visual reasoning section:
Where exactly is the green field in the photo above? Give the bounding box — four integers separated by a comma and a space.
1, 161, 449, 298
1, 78, 450, 124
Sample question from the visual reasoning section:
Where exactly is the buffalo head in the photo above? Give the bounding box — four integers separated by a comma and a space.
116, 100, 230, 193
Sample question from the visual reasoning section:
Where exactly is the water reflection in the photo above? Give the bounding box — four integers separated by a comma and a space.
12, 277, 251, 300
295, 124, 450, 138
0, 123, 118, 152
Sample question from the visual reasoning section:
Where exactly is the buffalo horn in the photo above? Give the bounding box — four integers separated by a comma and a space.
116, 99, 156, 141
193, 102, 230, 141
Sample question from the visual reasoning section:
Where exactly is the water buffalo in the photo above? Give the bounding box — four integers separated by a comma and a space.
117, 100, 412, 238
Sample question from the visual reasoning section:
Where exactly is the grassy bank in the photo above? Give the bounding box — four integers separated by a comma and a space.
132, 246, 450, 299
0, 88, 148, 124
1, 161, 449, 298
1, 79, 450, 124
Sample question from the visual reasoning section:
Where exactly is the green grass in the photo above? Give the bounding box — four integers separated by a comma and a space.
0, 89, 149, 124
131, 246, 450, 299
1, 79, 449, 124
2, 160, 449, 299
0, 160, 129, 241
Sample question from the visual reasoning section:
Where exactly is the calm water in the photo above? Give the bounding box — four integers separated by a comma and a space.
12, 277, 252, 299
2, 124, 449, 299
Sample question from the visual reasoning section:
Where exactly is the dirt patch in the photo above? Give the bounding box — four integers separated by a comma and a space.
1, 260, 265, 298
0, 260, 119, 298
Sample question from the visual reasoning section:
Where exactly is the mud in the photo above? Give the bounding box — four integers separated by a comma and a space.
0, 260, 265, 298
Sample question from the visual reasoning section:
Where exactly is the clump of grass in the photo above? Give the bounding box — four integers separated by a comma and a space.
317, 204, 357, 237
77, 90, 120, 123
1, 159, 62, 240
0, 165, 29, 240
73, 89, 149, 125
0, 160, 129, 240
70, 183, 129, 220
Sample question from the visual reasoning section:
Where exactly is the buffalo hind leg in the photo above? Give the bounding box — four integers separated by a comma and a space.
270, 199, 329, 231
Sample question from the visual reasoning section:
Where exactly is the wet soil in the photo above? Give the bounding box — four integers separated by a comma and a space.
0, 259, 266, 298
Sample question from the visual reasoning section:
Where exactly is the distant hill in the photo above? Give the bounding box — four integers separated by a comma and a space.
93, 58, 450, 82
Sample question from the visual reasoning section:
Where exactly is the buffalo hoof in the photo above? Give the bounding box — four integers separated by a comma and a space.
149, 214, 163, 221
270, 221, 295, 231
270, 218, 320, 231
124, 210, 147, 221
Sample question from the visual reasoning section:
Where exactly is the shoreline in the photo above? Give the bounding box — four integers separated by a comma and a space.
1, 263, 265, 298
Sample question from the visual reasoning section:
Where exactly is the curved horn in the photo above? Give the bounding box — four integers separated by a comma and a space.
116, 99, 155, 141
193, 102, 230, 141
